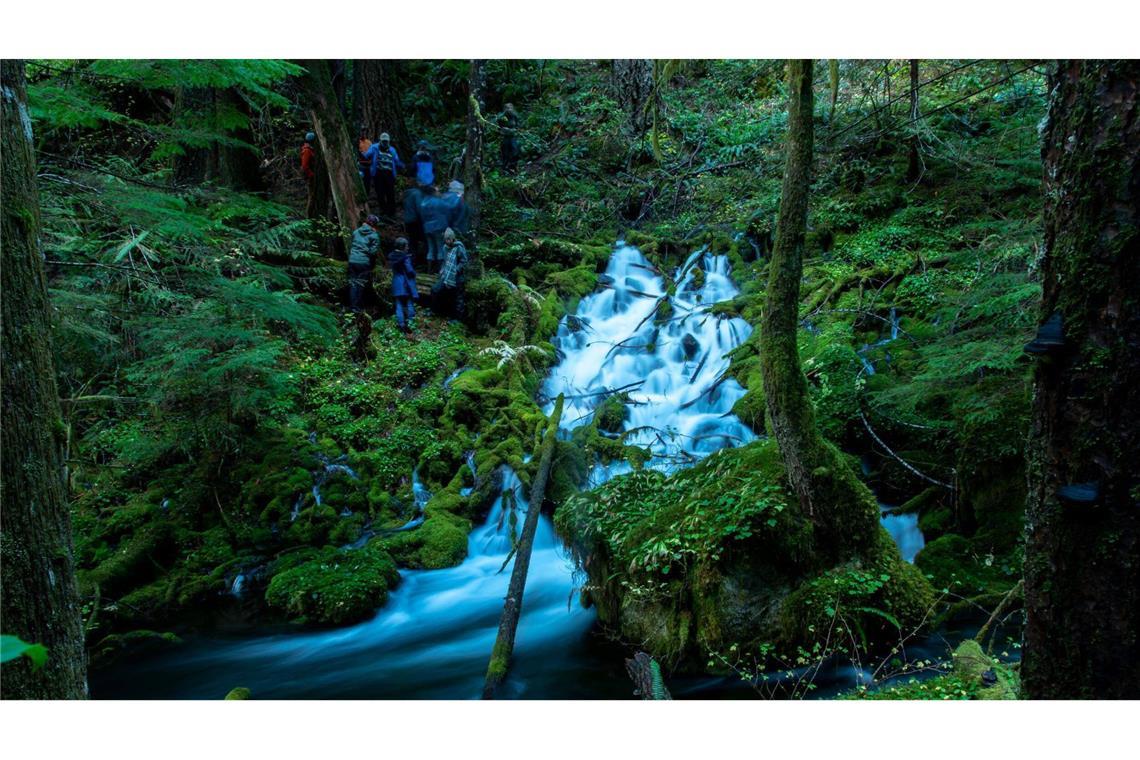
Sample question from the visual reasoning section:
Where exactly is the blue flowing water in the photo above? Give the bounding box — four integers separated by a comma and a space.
91, 243, 927, 700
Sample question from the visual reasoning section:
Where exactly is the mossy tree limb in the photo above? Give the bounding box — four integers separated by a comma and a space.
760, 59, 878, 560
482, 394, 563, 699
1022, 59, 1140, 699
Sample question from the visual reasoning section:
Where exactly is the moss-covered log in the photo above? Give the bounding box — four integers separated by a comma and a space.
482, 394, 563, 698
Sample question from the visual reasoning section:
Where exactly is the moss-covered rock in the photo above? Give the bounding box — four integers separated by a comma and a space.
264, 543, 400, 625
89, 629, 183, 669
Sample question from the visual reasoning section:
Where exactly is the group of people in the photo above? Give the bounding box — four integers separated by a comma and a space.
347, 214, 468, 334
301, 103, 523, 333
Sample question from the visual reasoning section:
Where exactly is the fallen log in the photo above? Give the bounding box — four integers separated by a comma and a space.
481, 393, 564, 699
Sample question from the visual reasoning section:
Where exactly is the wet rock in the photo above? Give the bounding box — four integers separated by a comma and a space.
681, 333, 699, 359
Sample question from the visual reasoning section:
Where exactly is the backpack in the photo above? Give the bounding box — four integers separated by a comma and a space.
375, 147, 395, 174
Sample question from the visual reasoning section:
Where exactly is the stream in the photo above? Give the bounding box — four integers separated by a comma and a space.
92, 243, 944, 700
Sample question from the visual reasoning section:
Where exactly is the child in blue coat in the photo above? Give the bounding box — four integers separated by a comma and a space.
387, 237, 417, 334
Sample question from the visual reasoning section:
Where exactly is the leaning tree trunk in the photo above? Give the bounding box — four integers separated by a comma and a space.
611, 59, 654, 134
1, 59, 88, 700
482, 394, 563, 699
462, 59, 487, 238
1022, 59, 1140, 700
297, 59, 368, 254
356, 60, 413, 160
906, 59, 921, 182
759, 59, 879, 560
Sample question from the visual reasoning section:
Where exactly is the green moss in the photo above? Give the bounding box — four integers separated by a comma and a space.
264, 543, 400, 625
89, 629, 183, 669
224, 687, 252, 700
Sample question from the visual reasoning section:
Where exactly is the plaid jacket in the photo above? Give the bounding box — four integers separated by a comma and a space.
439, 241, 468, 287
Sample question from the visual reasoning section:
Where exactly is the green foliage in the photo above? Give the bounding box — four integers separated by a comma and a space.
265, 544, 400, 626
0, 635, 49, 670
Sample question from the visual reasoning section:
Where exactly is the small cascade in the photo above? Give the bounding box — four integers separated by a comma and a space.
879, 505, 925, 563
858, 307, 901, 375
543, 243, 755, 482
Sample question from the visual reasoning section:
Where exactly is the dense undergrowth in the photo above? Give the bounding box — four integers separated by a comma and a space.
29, 60, 1043, 694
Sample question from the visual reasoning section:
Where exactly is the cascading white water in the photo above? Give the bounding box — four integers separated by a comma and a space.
95, 243, 925, 699
543, 244, 755, 483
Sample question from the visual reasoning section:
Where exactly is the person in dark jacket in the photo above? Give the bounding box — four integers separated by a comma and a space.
366, 132, 404, 216
357, 128, 373, 195
347, 214, 381, 312
402, 185, 426, 263
301, 132, 318, 217
499, 103, 520, 172
441, 180, 469, 237
418, 186, 450, 274
412, 141, 435, 187
433, 228, 468, 320
387, 237, 417, 334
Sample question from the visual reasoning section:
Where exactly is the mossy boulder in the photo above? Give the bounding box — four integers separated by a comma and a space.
557, 439, 935, 669
224, 687, 252, 700
264, 543, 400, 626
89, 629, 183, 669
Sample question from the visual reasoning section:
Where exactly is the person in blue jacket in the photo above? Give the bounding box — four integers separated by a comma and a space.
418, 186, 450, 273
412, 140, 435, 187
387, 237, 417, 334
366, 132, 404, 217
441, 180, 469, 237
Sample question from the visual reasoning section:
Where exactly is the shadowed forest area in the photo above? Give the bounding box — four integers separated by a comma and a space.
1, 57, 1137, 703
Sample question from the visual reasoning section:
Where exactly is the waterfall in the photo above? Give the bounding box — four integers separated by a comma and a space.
542, 243, 755, 482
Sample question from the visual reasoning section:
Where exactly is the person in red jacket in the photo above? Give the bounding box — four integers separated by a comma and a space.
300, 132, 317, 217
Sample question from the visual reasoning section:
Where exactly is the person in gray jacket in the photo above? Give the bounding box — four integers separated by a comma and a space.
347, 214, 381, 312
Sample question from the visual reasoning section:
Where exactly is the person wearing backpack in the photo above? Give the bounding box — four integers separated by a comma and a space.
347, 214, 381, 312
412, 140, 435, 187
418, 186, 450, 274
300, 132, 318, 217
357, 127, 373, 194
367, 132, 403, 216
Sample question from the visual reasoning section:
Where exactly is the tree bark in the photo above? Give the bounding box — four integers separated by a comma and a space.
462, 59, 487, 238
1022, 59, 1140, 700
611, 59, 654, 134
759, 59, 878, 559
297, 59, 368, 254
356, 60, 412, 160
906, 59, 921, 182
1, 59, 88, 700
482, 394, 564, 699
216, 88, 263, 192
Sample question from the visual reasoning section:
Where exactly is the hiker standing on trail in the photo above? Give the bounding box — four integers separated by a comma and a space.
499, 103, 520, 173
433, 228, 468, 320
347, 214, 381, 312
403, 184, 426, 263
367, 132, 403, 216
441, 180, 469, 238
301, 131, 318, 217
388, 237, 417, 334
412, 140, 435, 187
419, 186, 450, 274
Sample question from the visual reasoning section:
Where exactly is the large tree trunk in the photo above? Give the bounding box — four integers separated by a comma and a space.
611, 59, 654, 134
759, 59, 878, 559
462, 59, 487, 238
356, 60, 412, 161
1, 59, 88, 700
297, 59, 368, 254
482, 395, 564, 699
906, 59, 921, 182
1022, 59, 1140, 700
216, 88, 263, 192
